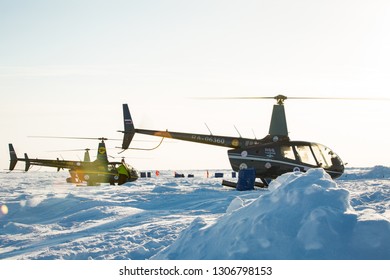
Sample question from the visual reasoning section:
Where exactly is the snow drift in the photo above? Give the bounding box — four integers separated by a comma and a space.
154, 169, 390, 260
1, 168, 389, 260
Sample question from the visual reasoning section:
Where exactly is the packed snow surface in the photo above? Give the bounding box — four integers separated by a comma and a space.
1, 167, 389, 260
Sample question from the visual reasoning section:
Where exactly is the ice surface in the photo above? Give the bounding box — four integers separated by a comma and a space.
1, 167, 389, 260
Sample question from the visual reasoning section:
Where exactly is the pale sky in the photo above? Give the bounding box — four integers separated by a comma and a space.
1, 0, 389, 172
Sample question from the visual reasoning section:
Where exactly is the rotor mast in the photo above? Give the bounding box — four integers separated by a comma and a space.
268, 95, 289, 139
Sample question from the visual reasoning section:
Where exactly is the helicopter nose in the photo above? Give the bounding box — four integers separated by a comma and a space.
329, 153, 344, 178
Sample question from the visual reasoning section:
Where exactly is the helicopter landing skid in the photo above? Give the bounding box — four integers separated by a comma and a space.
221, 179, 268, 189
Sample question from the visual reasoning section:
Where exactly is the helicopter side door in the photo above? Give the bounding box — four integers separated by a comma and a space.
295, 144, 318, 166
280, 142, 322, 167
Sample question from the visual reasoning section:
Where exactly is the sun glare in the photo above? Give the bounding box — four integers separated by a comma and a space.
1, 204, 9, 215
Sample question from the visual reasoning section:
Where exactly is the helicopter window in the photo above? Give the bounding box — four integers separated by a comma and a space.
280, 145, 295, 160
317, 144, 341, 168
108, 164, 116, 172
295, 145, 317, 166
311, 144, 330, 168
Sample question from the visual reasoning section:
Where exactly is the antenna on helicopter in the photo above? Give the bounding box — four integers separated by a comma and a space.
204, 123, 213, 135
234, 125, 242, 138
252, 129, 258, 140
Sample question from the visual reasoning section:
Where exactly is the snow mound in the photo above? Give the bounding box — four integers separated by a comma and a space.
340, 165, 390, 180
153, 168, 390, 260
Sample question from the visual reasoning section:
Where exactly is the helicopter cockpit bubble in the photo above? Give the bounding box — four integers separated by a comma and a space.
313, 143, 344, 175
278, 142, 344, 177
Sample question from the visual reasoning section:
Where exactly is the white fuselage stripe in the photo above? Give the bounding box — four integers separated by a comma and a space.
228, 154, 343, 175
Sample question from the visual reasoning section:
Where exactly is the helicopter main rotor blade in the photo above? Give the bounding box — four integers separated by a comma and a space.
193, 96, 276, 100
285, 96, 390, 101
46, 148, 93, 152
29, 136, 166, 142
194, 95, 390, 101
194, 95, 390, 106
28, 136, 121, 141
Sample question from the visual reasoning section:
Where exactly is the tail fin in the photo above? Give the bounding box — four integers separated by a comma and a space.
96, 141, 109, 162
119, 104, 136, 149
83, 149, 91, 162
8, 144, 18, 171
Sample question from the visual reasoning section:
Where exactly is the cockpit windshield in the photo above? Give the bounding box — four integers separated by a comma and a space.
311, 144, 330, 168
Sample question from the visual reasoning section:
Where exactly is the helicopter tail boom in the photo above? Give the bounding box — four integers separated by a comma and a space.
121, 104, 270, 149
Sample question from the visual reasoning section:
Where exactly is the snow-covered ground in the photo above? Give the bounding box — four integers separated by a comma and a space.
1, 167, 389, 260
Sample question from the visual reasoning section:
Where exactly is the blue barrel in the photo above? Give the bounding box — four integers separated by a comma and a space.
236, 168, 256, 191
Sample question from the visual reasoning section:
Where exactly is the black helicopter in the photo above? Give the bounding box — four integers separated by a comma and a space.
9, 137, 138, 186
119, 95, 345, 186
